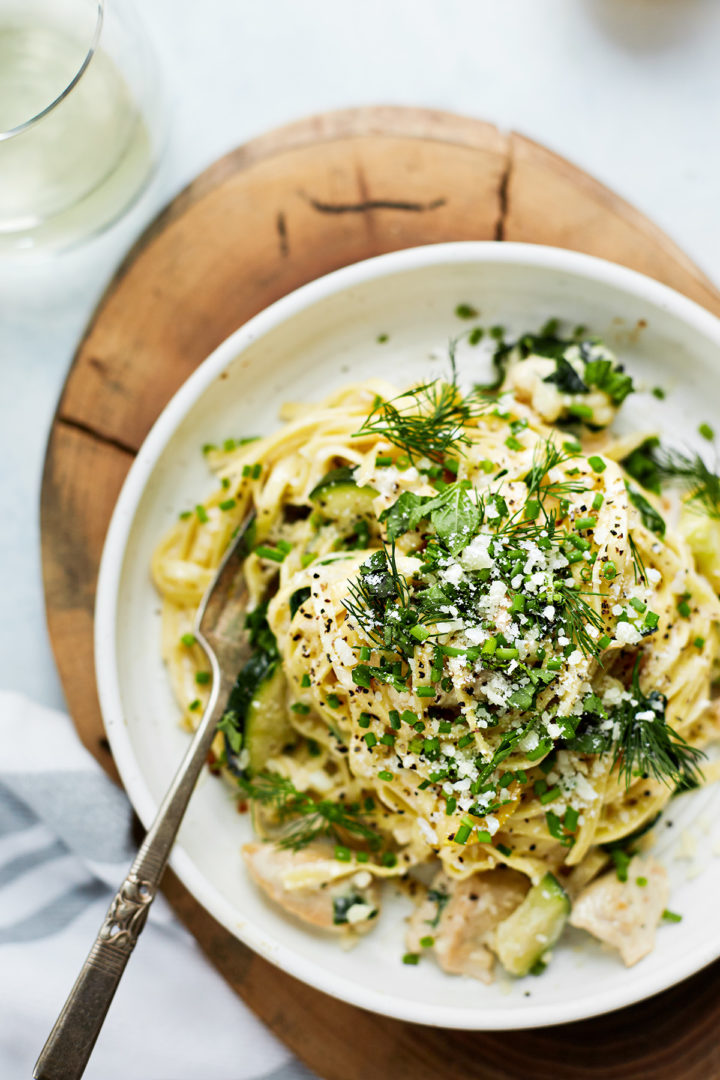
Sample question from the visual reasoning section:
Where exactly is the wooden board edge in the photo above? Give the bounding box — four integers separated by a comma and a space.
506, 131, 720, 316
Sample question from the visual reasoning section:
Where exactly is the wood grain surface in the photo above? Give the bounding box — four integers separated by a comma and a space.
41, 106, 720, 1079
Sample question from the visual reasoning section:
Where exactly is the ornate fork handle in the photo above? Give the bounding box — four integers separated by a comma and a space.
34, 670, 224, 1080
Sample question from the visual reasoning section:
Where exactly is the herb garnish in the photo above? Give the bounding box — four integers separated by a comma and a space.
236, 771, 382, 851
623, 440, 720, 519
563, 660, 705, 790
354, 348, 486, 462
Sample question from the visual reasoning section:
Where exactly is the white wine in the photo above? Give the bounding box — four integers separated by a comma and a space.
0, 20, 154, 254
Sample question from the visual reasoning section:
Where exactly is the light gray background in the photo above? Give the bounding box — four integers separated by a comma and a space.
2, 0, 719, 711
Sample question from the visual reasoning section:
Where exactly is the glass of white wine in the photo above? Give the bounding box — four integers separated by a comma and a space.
0, 0, 165, 255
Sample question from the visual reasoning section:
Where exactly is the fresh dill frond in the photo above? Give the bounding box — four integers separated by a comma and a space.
623, 440, 720, 520
612, 660, 706, 789
555, 584, 605, 658
344, 544, 418, 654
655, 447, 720, 520
522, 439, 587, 517
628, 534, 647, 585
354, 344, 487, 462
236, 771, 382, 851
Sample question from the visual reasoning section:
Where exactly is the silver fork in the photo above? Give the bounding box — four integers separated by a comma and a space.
34, 514, 256, 1080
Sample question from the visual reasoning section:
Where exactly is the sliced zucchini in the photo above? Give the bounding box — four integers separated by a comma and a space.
309, 465, 358, 498
313, 484, 378, 523
309, 466, 378, 523
678, 507, 720, 592
245, 665, 296, 776
493, 872, 570, 976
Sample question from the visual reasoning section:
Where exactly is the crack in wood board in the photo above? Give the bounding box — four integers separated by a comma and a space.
56, 415, 138, 458
299, 190, 448, 214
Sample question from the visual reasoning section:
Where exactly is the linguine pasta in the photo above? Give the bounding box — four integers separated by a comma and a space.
152, 327, 720, 978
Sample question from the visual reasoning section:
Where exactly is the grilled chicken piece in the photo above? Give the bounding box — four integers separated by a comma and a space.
406, 868, 528, 982
569, 856, 668, 966
243, 843, 380, 933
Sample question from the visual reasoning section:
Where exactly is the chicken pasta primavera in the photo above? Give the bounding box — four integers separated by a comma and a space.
152, 324, 720, 982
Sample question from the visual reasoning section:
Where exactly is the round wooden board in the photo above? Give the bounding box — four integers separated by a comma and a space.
42, 107, 720, 1079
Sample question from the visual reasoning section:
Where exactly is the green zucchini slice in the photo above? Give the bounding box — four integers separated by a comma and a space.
493, 872, 570, 976
244, 665, 296, 776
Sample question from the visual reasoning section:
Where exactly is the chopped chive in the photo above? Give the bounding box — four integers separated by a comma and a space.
574, 515, 597, 531
326, 694, 341, 709
636, 876, 648, 887
195, 505, 209, 523
694, 636, 705, 649
358, 712, 371, 729
629, 597, 646, 614
475, 830, 492, 843
255, 545, 286, 563
588, 455, 606, 473
419, 935, 435, 948
495, 647, 519, 661
379, 734, 395, 747
416, 686, 436, 698
375, 455, 393, 467
454, 823, 472, 845
364, 733, 377, 748
291, 702, 310, 714
402, 952, 420, 965
592, 492, 604, 510
382, 852, 398, 868
300, 673, 311, 688
481, 637, 498, 657
180, 633, 196, 647
219, 498, 237, 511
568, 403, 594, 421
445, 796, 457, 815
378, 770, 394, 781
359, 646, 371, 662
410, 624, 431, 642
563, 807, 579, 832
539, 787, 561, 805
496, 843, 513, 857
188, 699, 201, 712
195, 671, 210, 685
524, 499, 540, 520
301, 552, 316, 568
598, 633, 612, 649
455, 303, 478, 319
662, 909, 682, 923
677, 594, 692, 618
335, 845, 351, 862
376, 333, 389, 344
563, 439, 582, 454
505, 435, 524, 452
468, 326, 484, 345
202, 443, 217, 454
699, 423, 714, 441
179, 510, 192, 520
356, 851, 369, 863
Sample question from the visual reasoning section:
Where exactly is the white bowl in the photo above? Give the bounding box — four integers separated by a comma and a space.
96, 242, 720, 1029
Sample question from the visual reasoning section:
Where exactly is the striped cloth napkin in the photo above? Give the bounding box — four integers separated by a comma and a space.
0, 691, 315, 1080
